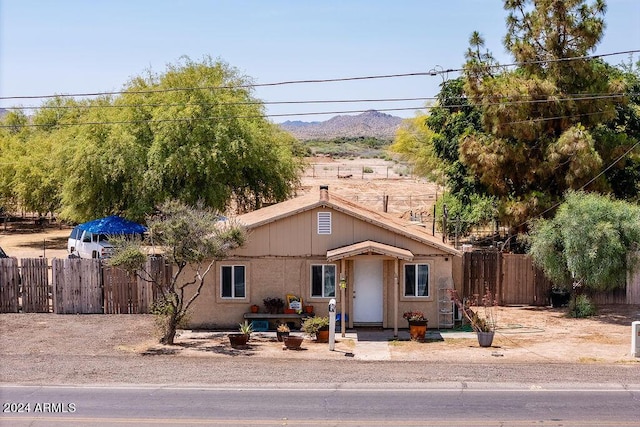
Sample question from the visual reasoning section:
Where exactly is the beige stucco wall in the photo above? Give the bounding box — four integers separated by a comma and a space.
185, 253, 456, 330
184, 202, 459, 330
233, 207, 452, 258
187, 257, 347, 329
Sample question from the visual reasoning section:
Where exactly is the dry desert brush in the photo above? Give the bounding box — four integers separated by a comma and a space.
109, 200, 246, 344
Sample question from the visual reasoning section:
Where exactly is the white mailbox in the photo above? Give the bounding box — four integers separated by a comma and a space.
632, 321, 640, 358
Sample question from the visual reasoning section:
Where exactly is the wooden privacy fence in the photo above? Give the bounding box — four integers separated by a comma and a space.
20, 258, 50, 312
52, 258, 103, 314
0, 258, 21, 312
102, 256, 172, 314
462, 251, 640, 305
462, 251, 559, 306
53, 257, 171, 314
0, 256, 171, 314
0, 257, 51, 313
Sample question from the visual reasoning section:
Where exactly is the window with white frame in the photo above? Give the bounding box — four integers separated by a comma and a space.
221, 265, 246, 298
311, 264, 336, 297
404, 263, 430, 297
317, 212, 331, 235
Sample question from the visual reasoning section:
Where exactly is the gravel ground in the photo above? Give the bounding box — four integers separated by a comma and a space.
2, 306, 640, 386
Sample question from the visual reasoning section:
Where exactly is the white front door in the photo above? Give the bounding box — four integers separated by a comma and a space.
353, 258, 383, 324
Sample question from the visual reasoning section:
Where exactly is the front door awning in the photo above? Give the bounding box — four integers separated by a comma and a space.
326, 240, 414, 262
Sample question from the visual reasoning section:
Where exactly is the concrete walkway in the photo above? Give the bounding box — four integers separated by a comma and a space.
341, 328, 475, 361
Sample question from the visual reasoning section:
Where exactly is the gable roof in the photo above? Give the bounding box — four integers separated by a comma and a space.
237, 187, 459, 256
327, 240, 414, 262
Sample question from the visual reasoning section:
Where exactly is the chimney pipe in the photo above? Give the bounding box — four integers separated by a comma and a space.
319, 185, 329, 201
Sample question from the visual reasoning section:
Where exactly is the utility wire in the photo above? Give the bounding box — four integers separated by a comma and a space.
468, 137, 640, 247
1, 92, 630, 111
1, 49, 637, 102
0, 106, 625, 129
2, 97, 436, 110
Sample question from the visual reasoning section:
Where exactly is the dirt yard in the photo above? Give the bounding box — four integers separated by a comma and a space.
1, 159, 639, 383
1, 305, 639, 366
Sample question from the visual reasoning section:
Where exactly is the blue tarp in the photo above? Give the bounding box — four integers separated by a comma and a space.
77, 215, 147, 235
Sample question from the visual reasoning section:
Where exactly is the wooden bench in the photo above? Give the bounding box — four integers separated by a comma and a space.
243, 313, 310, 329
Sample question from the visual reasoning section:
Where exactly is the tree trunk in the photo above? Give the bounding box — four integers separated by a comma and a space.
160, 313, 179, 345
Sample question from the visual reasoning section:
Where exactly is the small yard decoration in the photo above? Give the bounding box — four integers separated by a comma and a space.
285, 294, 303, 314
403, 310, 428, 342
301, 316, 330, 342
263, 297, 285, 314
449, 288, 497, 347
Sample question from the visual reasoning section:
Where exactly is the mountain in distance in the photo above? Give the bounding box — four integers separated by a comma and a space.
280, 110, 403, 140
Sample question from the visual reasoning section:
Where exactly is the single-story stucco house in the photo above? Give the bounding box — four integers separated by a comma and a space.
188, 186, 462, 335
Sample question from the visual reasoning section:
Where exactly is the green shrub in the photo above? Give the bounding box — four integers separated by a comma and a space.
363, 166, 374, 173
569, 294, 596, 318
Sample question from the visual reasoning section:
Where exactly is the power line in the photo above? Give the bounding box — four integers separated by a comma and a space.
1, 97, 437, 110
1, 49, 637, 102
0, 106, 427, 128
1, 92, 630, 111
529, 138, 640, 222
0, 105, 626, 129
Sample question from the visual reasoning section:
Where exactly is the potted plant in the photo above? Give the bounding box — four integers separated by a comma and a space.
229, 323, 253, 348
450, 288, 497, 347
301, 316, 330, 343
263, 297, 285, 314
403, 310, 428, 341
250, 304, 260, 313
303, 304, 314, 314
276, 323, 290, 342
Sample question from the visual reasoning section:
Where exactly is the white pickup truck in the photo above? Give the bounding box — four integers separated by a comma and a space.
67, 226, 114, 259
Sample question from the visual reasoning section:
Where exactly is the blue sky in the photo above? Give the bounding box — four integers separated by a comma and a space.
1, 0, 638, 122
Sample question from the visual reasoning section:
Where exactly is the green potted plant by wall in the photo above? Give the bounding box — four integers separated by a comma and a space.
263, 297, 284, 314
403, 310, 428, 342
301, 316, 330, 343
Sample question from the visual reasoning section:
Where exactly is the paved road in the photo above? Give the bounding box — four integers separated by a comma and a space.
2, 383, 639, 426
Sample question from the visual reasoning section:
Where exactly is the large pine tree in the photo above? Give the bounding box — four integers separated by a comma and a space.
461, 0, 631, 227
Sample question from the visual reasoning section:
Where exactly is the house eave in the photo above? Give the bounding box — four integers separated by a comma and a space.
326, 240, 414, 262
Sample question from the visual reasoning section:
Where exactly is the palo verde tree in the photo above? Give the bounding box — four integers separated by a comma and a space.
461, 0, 631, 227
0, 56, 303, 223
109, 200, 246, 345
527, 191, 640, 293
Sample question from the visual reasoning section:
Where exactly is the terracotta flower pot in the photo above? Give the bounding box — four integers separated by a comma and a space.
315, 327, 330, 343
304, 305, 314, 314
250, 304, 260, 313
228, 333, 249, 348
408, 320, 428, 342
284, 335, 303, 349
